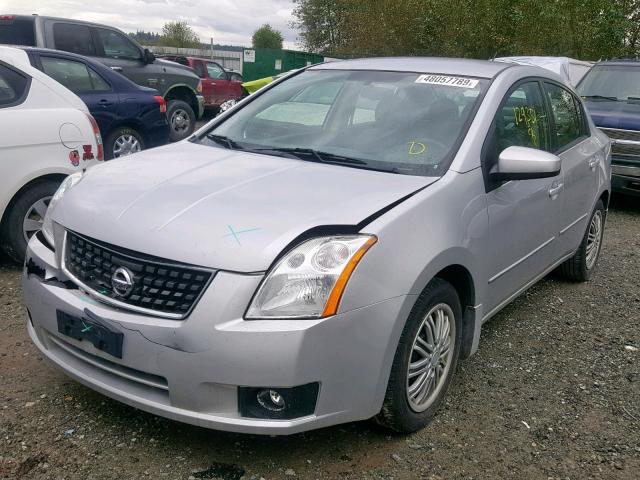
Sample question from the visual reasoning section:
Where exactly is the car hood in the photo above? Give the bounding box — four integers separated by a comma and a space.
584, 100, 640, 130
53, 142, 436, 272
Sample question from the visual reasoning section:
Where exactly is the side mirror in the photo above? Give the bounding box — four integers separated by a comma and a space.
143, 48, 155, 64
490, 146, 561, 181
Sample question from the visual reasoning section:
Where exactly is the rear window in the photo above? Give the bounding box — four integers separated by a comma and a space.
0, 63, 29, 107
0, 17, 36, 46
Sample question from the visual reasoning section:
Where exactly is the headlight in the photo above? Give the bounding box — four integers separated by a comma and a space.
41, 172, 83, 245
246, 235, 377, 319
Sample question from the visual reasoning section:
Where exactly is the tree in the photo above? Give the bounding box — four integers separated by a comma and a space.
292, 0, 636, 60
159, 21, 200, 48
252, 24, 284, 49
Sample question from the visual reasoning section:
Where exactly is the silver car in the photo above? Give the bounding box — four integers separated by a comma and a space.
23, 58, 611, 435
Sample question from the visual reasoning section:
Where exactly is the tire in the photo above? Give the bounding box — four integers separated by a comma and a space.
556, 199, 605, 282
1, 179, 61, 263
105, 126, 144, 160
376, 278, 462, 433
167, 99, 196, 142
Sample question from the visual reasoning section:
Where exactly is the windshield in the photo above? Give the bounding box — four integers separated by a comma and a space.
577, 65, 640, 101
194, 69, 488, 176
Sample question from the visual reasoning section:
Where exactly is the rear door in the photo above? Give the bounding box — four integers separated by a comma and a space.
37, 54, 119, 136
483, 80, 565, 314
543, 82, 602, 258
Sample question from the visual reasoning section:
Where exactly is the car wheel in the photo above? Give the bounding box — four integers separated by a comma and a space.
376, 278, 462, 433
167, 100, 196, 142
1, 180, 60, 263
556, 199, 605, 282
105, 127, 144, 160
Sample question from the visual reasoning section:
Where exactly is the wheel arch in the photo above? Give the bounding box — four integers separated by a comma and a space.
164, 84, 199, 116
405, 253, 481, 361
0, 173, 68, 234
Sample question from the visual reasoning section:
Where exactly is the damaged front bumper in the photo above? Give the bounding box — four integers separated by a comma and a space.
23, 234, 409, 435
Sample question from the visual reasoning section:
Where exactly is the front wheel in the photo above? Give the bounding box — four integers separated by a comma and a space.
556, 199, 605, 282
376, 278, 462, 433
167, 100, 196, 142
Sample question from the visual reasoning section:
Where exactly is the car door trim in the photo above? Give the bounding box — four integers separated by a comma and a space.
488, 236, 555, 284
559, 212, 588, 235
483, 248, 577, 322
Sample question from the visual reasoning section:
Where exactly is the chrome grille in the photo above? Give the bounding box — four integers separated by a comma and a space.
599, 127, 640, 159
63, 231, 214, 319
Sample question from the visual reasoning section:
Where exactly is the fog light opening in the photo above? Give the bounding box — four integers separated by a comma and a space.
257, 389, 286, 412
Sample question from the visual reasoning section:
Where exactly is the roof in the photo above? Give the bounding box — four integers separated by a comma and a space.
495, 56, 594, 68
596, 59, 640, 66
310, 57, 513, 79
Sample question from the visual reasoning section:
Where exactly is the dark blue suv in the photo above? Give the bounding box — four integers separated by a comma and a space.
578, 60, 640, 196
21, 47, 169, 159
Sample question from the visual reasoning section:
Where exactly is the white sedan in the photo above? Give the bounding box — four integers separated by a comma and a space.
0, 46, 103, 261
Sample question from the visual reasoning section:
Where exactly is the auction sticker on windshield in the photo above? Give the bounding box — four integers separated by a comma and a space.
415, 74, 479, 88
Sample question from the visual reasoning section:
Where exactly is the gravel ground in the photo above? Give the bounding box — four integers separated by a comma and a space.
0, 196, 638, 480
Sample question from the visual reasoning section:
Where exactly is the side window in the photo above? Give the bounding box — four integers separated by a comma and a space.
193, 62, 205, 78
544, 83, 584, 150
41, 56, 109, 93
206, 63, 225, 80
53, 23, 97, 56
96, 29, 141, 61
493, 81, 550, 153
0, 64, 28, 107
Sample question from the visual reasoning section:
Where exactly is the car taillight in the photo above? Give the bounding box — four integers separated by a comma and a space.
0, 15, 16, 22
154, 95, 167, 114
197, 80, 203, 93
85, 113, 104, 161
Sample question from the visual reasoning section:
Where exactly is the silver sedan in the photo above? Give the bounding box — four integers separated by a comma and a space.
23, 57, 611, 434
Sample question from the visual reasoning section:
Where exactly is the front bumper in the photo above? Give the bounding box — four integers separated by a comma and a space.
23, 235, 409, 435
196, 94, 205, 119
612, 162, 640, 196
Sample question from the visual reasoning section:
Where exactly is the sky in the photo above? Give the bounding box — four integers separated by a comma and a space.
3, 0, 299, 48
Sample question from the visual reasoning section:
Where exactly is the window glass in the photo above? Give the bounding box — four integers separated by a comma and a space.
193, 62, 205, 78
196, 70, 489, 177
545, 83, 583, 149
0, 64, 28, 106
206, 63, 225, 79
493, 82, 550, 153
577, 65, 640, 101
88, 67, 111, 91
97, 29, 141, 60
53, 23, 97, 56
41, 57, 108, 93
0, 17, 36, 46
229, 72, 243, 82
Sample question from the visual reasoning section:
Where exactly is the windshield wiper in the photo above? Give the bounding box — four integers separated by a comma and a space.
582, 95, 618, 101
205, 133, 242, 150
627, 96, 640, 102
249, 146, 400, 173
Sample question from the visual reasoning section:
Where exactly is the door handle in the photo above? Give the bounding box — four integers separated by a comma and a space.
588, 158, 598, 170
549, 183, 564, 197
110, 66, 123, 72
98, 99, 112, 106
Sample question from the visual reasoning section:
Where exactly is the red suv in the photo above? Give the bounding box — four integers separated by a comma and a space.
161, 56, 243, 110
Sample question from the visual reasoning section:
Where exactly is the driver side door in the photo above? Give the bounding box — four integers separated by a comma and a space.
483, 80, 565, 314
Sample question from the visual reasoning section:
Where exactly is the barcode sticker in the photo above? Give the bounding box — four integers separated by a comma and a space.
415, 74, 479, 88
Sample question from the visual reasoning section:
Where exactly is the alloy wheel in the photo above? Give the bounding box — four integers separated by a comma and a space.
22, 196, 51, 243
170, 108, 191, 135
113, 134, 142, 158
586, 210, 603, 270
406, 303, 456, 412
